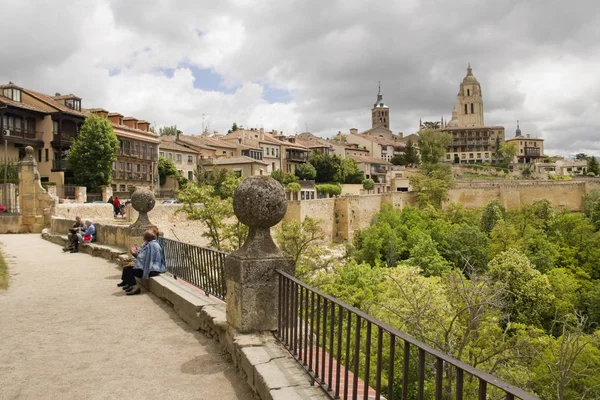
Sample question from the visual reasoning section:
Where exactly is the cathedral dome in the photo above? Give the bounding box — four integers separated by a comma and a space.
447, 119, 458, 127
462, 63, 479, 84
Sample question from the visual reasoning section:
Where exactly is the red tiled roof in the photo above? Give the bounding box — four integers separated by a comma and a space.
159, 140, 197, 152
21, 88, 88, 117
350, 155, 392, 165
202, 156, 268, 166
0, 96, 48, 114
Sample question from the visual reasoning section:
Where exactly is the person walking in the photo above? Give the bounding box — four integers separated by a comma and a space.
113, 196, 121, 218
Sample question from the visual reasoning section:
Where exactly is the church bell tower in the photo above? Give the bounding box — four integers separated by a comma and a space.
371, 82, 390, 129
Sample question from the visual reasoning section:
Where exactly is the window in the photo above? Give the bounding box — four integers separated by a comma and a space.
176, 154, 182, 162
45, 149, 49, 162
188, 155, 193, 163
464, 104, 468, 114
142, 145, 147, 159
471, 103, 474, 113
477, 153, 481, 158
168, 152, 173, 159
3, 88, 21, 102
159, 152, 165, 158
127, 163, 132, 171
232, 170, 242, 178
64, 98, 81, 111
119, 162, 124, 171
267, 147, 270, 156
469, 153, 474, 159
15, 118, 21, 132
149, 146, 154, 160
485, 153, 490, 158
188, 171, 193, 180
467, 89, 470, 96
446, 154, 451, 159
120, 185, 126, 192
134, 142, 139, 156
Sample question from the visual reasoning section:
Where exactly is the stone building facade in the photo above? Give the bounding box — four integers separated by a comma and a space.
440, 65, 506, 164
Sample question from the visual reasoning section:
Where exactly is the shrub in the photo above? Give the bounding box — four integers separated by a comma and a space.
316, 183, 342, 197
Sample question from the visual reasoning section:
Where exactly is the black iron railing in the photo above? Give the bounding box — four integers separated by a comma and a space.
158, 237, 228, 300
277, 270, 539, 400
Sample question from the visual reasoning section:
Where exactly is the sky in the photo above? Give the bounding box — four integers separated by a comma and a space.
2, 0, 600, 155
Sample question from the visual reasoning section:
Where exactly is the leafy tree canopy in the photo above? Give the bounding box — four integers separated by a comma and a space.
68, 114, 119, 192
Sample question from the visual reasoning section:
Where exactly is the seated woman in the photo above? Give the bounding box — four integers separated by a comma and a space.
71, 220, 96, 253
119, 229, 166, 296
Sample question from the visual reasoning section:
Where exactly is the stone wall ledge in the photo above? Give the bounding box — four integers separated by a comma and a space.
40, 233, 327, 400
41, 229, 127, 261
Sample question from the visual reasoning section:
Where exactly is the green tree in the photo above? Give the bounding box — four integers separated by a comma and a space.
403, 138, 420, 166
308, 153, 339, 183
176, 183, 246, 251
159, 125, 178, 136
283, 173, 299, 185
588, 155, 600, 176
408, 163, 455, 208
362, 178, 375, 194
480, 200, 505, 234
295, 162, 317, 180
67, 114, 119, 192
286, 182, 301, 194
275, 217, 325, 279
500, 141, 518, 166
487, 248, 554, 326
390, 154, 405, 165
270, 169, 285, 184
422, 121, 441, 130
417, 129, 451, 164
227, 122, 239, 134
336, 157, 364, 183
158, 156, 179, 185
575, 153, 589, 160
583, 189, 600, 229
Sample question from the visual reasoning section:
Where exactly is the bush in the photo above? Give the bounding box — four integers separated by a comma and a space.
588, 172, 596, 177
286, 182, 301, 193
315, 183, 342, 197
362, 178, 375, 192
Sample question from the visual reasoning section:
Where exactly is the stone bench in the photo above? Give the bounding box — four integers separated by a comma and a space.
41, 229, 128, 262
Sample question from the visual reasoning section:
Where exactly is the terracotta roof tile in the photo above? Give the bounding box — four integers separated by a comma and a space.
0, 96, 48, 114
22, 88, 88, 117
350, 155, 392, 165
159, 140, 197, 152
202, 156, 268, 166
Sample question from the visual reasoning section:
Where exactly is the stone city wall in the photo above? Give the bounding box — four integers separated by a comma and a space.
48, 180, 600, 245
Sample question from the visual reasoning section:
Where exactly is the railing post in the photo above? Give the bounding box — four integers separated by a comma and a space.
224, 176, 294, 333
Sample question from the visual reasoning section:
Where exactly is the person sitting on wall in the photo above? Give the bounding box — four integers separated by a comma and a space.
63, 215, 84, 252
119, 229, 166, 295
70, 219, 96, 253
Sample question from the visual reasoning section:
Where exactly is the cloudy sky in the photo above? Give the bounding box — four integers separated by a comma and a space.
2, 0, 600, 155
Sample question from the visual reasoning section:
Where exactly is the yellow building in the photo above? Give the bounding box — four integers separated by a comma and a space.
440, 65, 505, 164
505, 122, 544, 164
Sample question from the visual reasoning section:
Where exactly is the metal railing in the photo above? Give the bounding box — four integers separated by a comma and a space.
158, 237, 228, 300
277, 270, 539, 400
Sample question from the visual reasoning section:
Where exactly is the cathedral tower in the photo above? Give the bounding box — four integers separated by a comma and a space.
456, 64, 484, 127
371, 82, 389, 129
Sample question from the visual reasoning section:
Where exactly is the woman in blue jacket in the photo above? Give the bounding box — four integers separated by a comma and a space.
121, 230, 166, 295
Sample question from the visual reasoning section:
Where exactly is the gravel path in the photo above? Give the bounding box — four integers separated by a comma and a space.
0, 234, 254, 400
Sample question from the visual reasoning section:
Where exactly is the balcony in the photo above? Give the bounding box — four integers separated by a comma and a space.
2, 129, 44, 146
371, 166, 387, 174
286, 152, 308, 162
52, 159, 69, 171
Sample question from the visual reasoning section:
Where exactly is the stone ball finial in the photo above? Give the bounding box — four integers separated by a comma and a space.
25, 146, 34, 157
131, 188, 156, 213
233, 176, 287, 228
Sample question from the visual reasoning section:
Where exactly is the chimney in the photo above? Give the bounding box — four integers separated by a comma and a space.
89, 108, 109, 119
397, 132, 403, 139
349, 128, 358, 135
108, 112, 124, 125
123, 117, 139, 129
137, 120, 150, 132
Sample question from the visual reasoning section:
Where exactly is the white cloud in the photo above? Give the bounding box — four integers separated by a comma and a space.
1, 0, 599, 155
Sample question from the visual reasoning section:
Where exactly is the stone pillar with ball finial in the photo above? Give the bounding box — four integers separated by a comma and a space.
127, 187, 157, 248
224, 176, 295, 333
